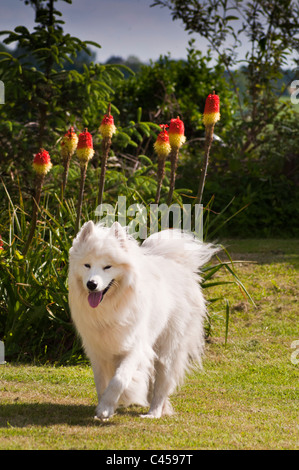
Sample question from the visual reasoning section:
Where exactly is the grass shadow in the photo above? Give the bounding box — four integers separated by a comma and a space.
222, 238, 299, 270
0, 402, 118, 428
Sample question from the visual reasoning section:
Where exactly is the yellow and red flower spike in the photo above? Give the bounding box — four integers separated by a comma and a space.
99, 114, 116, 139
61, 127, 78, 157
0, 235, 3, 251
154, 124, 171, 159
203, 92, 220, 127
76, 129, 94, 165
32, 149, 53, 176
168, 117, 186, 149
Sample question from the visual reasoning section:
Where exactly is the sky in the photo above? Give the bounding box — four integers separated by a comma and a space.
0, 0, 209, 63
0, 0, 297, 67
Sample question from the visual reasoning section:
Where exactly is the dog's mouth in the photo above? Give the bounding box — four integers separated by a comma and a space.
88, 280, 114, 308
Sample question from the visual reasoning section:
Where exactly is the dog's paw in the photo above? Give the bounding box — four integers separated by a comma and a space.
140, 413, 158, 419
140, 400, 173, 419
140, 409, 162, 419
94, 402, 115, 421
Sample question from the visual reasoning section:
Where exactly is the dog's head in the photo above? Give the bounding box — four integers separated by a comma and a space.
69, 221, 136, 308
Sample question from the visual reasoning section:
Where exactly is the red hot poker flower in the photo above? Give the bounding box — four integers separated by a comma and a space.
169, 118, 184, 134
203, 92, 220, 127
77, 129, 93, 149
77, 129, 94, 165
99, 113, 116, 139
168, 117, 186, 148
157, 124, 169, 141
154, 124, 171, 159
32, 149, 52, 175
61, 127, 78, 157
0, 235, 3, 251
101, 114, 114, 126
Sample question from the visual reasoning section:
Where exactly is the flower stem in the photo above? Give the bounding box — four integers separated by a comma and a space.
195, 124, 215, 206
23, 174, 44, 256
75, 164, 87, 234
98, 137, 111, 207
61, 153, 71, 201
155, 158, 166, 204
167, 147, 179, 205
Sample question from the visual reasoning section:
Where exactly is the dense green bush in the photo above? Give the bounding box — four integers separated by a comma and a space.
113, 41, 236, 151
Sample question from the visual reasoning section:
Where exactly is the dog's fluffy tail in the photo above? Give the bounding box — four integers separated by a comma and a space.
142, 229, 219, 272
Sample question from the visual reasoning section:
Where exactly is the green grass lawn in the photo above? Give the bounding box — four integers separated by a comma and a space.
0, 239, 298, 450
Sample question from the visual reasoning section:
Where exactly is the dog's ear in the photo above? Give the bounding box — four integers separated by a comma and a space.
77, 220, 95, 244
110, 221, 127, 249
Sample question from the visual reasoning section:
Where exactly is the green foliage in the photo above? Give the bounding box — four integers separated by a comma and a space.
114, 41, 235, 139
203, 175, 299, 238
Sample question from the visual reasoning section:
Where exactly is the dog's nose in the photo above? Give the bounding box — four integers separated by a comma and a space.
87, 280, 98, 291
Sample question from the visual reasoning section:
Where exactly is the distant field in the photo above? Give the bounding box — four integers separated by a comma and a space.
0, 239, 298, 450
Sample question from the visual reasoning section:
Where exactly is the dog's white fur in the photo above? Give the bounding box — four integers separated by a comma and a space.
68, 221, 218, 420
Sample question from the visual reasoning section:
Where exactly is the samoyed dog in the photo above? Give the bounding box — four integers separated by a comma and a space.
68, 221, 218, 420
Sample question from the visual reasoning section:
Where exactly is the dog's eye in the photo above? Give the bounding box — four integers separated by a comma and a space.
103, 265, 112, 270
84, 264, 91, 268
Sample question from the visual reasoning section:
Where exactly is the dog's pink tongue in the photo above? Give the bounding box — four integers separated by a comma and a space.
88, 291, 103, 308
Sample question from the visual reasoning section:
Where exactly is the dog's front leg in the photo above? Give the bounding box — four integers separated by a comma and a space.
90, 359, 109, 404
95, 350, 140, 421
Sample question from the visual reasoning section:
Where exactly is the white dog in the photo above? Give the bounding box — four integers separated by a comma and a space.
68, 221, 218, 420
